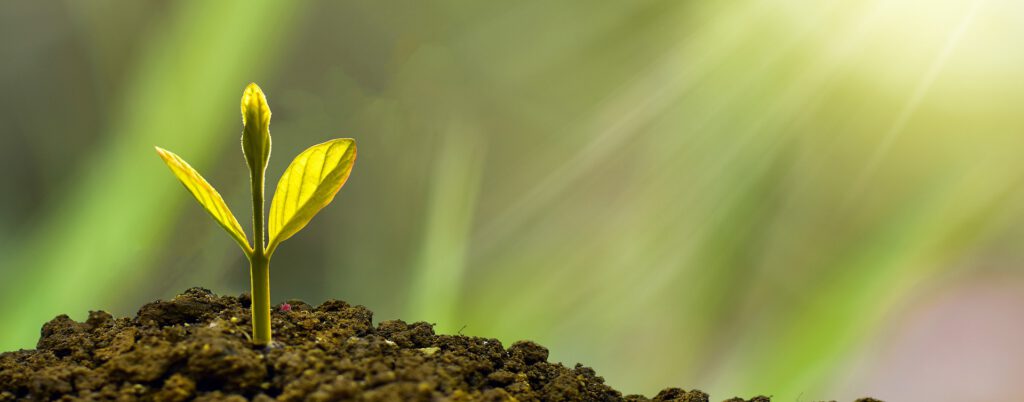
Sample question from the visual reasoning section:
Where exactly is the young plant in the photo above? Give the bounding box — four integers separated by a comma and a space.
155, 83, 356, 346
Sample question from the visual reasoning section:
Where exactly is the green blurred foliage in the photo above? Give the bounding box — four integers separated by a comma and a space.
2, 0, 1023, 400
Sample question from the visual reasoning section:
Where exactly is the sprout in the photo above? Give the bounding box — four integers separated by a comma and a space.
155, 83, 356, 345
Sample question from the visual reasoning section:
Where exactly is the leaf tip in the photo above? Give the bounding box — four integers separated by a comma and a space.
154, 146, 171, 160
241, 82, 270, 126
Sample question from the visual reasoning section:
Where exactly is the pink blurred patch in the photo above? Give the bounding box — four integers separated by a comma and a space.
837, 276, 1024, 401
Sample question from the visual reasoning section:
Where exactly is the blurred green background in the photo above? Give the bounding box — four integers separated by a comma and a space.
2, 0, 1024, 400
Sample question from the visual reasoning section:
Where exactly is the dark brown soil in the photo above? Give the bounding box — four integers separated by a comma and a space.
0, 288, 880, 401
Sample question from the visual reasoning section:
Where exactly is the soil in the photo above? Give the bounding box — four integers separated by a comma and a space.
0, 288, 882, 402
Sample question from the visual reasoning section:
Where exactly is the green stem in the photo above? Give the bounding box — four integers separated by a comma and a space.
249, 253, 271, 345
249, 146, 270, 345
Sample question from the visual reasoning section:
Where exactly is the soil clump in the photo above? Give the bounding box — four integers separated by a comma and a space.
0, 288, 879, 401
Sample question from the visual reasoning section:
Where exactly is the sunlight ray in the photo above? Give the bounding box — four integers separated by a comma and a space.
844, 0, 985, 207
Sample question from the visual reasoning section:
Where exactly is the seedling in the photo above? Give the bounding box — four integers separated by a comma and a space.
155, 83, 356, 346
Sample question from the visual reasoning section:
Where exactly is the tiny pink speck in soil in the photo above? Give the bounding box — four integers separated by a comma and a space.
280, 303, 292, 312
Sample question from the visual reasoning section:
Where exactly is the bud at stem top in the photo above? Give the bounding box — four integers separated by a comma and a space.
241, 83, 271, 175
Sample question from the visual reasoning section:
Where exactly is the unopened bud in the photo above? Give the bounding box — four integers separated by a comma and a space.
241, 82, 271, 174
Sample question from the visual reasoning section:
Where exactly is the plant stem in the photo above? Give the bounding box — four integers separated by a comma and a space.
249, 143, 270, 345
249, 253, 271, 345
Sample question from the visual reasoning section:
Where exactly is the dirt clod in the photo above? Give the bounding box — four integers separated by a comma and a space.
0, 288, 880, 401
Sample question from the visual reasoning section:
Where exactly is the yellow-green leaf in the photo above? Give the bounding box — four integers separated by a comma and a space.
267, 138, 356, 255
155, 147, 252, 254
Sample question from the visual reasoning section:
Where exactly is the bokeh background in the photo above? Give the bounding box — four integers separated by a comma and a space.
2, 0, 1023, 400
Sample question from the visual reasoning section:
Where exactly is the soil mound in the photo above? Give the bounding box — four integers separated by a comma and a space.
0, 288, 877, 401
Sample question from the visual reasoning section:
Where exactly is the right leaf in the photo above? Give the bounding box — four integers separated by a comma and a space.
267, 138, 356, 255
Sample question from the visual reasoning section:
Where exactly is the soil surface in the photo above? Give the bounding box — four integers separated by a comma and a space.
0, 288, 881, 401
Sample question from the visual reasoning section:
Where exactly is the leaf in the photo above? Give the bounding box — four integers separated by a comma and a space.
155, 147, 252, 254
267, 138, 356, 255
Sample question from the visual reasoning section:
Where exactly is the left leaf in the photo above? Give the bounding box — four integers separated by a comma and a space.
155, 147, 252, 254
